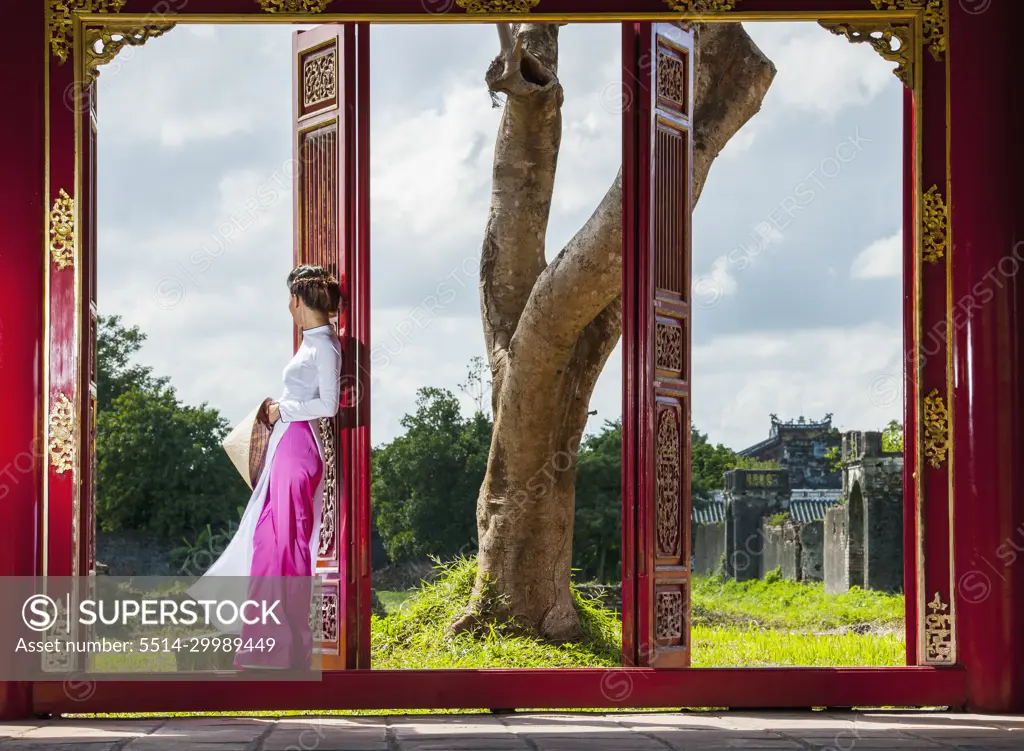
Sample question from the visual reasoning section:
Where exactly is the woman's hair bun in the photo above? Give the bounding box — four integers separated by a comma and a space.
287, 264, 343, 315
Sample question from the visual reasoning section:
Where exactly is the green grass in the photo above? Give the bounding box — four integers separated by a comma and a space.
371, 558, 621, 669
692, 626, 904, 667
691, 571, 905, 632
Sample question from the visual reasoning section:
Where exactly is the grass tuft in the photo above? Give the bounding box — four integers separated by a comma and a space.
371, 557, 621, 669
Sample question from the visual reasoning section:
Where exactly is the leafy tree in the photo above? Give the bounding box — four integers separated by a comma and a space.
372, 387, 491, 563
882, 419, 903, 452
96, 316, 250, 542
96, 315, 169, 412
573, 420, 622, 583
691, 427, 740, 505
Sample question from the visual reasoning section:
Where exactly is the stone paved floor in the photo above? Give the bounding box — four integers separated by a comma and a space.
1, 711, 1023, 750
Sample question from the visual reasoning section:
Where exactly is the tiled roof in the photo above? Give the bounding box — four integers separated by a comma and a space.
791, 498, 841, 524
691, 490, 842, 525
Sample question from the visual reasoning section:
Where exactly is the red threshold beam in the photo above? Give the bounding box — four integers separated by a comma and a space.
32, 667, 967, 714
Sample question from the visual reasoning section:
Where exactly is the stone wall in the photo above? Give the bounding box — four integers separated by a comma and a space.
799, 520, 825, 582
692, 521, 725, 575
96, 531, 177, 576
842, 431, 904, 593
824, 504, 851, 594
723, 468, 790, 582
760, 519, 801, 580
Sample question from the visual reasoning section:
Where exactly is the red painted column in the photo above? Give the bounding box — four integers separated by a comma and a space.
0, 2, 45, 720
949, 0, 1024, 713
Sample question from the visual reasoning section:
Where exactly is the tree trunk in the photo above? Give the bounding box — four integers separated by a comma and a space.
454, 23, 776, 642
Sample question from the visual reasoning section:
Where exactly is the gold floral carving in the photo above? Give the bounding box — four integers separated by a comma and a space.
49, 0, 126, 63
924, 591, 953, 663
83, 24, 176, 85
871, 0, 947, 60
655, 322, 683, 375
49, 189, 75, 271
663, 0, 738, 11
656, 51, 684, 108
456, 0, 540, 12
655, 590, 684, 642
257, 0, 331, 12
820, 21, 915, 89
922, 185, 948, 264
49, 393, 75, 475
656, 407, 681, 558
304, 49, 337, 109
923, 389, 949, 469
317, 418, 337, 559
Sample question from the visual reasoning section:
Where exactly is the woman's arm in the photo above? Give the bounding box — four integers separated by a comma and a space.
277, 343, 342, 423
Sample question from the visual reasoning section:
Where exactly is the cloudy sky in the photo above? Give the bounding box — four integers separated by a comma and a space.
97, 21, 903, 453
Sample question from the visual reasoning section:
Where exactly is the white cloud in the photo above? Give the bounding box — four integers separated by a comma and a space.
746, 23, 900, 122
692, 323, 903, 450
159, 112, 255, 149
851, 229, 902, 279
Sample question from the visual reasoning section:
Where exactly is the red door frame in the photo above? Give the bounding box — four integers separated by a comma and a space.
13, 0, 1022, 716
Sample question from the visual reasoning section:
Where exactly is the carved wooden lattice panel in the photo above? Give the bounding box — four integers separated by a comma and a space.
656, 405, 682, 558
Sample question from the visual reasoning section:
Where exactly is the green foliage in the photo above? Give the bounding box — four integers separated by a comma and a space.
882, 419, 903, 453
690, 426, 739, 502
96, 316, 250, 542
573, 420, 622, 583
766, 512, 790, 527
170, 504, 245, 576
824, 445, 843, 472
372, 388, 491, 563
732, 456, 781, 470
96, 315, 169, 413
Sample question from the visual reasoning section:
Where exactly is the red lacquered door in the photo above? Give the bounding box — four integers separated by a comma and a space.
292, 23, 371, 670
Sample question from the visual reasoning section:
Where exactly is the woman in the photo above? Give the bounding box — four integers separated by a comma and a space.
188, 265, 343, 671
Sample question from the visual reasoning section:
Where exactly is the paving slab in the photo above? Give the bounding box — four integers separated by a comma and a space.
2, 711, 1024, 749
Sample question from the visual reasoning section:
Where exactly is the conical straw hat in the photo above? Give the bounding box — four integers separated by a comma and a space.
223, 398, 274, 489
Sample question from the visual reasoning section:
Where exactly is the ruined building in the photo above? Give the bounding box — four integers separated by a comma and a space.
737, 414, 842, 489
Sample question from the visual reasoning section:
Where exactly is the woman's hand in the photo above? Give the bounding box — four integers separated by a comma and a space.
268, 402, 281, 425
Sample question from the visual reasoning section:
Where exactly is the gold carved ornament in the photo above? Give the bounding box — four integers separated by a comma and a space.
924, 591, 953, 663
257, 0, 331, 11
304, 49, 337, 109
871, 0, 947, 61
655, 321, 683, 374
49, 0, 126, 63
922, 185, 948, 264
663, 0, 738, 11
83, 24, 176, 85
49, 393, 75, 475
656, 51, 685, 109
456, 0, 540, 12
49, 189, 75, 271
820, 21, 915, 89
923, 389, 950, 469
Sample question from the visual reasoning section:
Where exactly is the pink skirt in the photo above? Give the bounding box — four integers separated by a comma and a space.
234, 420, 323, 670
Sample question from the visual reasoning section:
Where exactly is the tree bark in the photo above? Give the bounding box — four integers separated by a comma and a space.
455, 23, 776, 641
